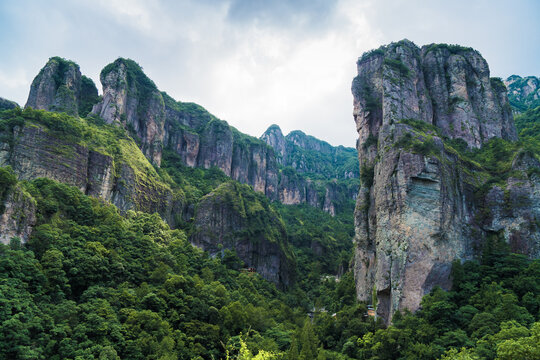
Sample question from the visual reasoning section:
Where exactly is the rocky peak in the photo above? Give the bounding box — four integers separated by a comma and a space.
92, 58, 165, 166
504, 75, 540, 112
260, 124, 287, 163
25, 57, 98, 117
353, 40, 517, 150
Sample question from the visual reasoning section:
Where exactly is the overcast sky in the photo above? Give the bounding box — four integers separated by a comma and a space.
1, 0, 538, 147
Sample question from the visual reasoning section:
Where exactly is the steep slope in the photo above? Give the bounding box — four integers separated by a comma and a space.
23, 57, 357, 215
505, 75, 540, 113
0, 107, 295, 286
91, 58, 166, 165
351, 40, 539, 323
26, 57, 99, 117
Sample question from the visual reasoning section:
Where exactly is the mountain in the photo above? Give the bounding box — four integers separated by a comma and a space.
505, 75, 540, 113
260, 124, 359, 179
25, 57, 99, 117
351, 40, 539, 323
0, 97, 19, 111
261, 124, 359, 215
0, 56, 358, 287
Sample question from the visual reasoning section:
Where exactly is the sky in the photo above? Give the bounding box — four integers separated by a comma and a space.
0, 0, 538, 147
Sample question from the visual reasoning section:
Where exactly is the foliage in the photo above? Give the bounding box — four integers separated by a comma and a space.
0, 107, 171, 201
359, 164, 374, 188
78, 75, 99, 117
490, 77, 507, 94
353, 242, 540, 360
0, 174, 304, 359
383, 58, 410, 78
423, 43, 475, 55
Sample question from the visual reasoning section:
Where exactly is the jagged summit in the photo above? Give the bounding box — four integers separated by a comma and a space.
91, 57, 166, 165
25, 56, 99, 117
353, 39, 516, 149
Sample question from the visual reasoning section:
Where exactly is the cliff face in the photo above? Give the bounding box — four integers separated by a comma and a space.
190, 182, 294, 287
351, 40, 538, 323
25, 57, 98, 117
0, 184, 36, 245
260, 124, 359, 214
163, 95, 281, 201
92, 58, 165, 166
0, 109, 175, 223
24, 57, 349, 214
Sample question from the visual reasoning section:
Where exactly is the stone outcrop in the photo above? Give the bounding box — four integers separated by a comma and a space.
25, 57, 98, 117
482, 151, 540, 258
278, 168, 318, 206
0, 184, 36, 245
351, 40, 538, 323
505, 75, 540, 112
190, 182, 294, 287
22, 57, 356, 215
92, 58, 165, 165
260, 124, 359, 214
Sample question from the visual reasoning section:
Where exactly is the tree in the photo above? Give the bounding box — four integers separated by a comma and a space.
298, 320, 319, 360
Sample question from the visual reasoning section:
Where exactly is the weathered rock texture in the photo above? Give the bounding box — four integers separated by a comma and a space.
26, 57, 98, 117
190, 182, 294, 287
92, 58, 165, 165
351, 40, 538, 324
0, 184, 36, 245
163, 95, 280, 201
505, 75, 540, 112
25, 57, 356, 215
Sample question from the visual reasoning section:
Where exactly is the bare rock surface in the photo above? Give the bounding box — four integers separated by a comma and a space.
351, 40, 538, 323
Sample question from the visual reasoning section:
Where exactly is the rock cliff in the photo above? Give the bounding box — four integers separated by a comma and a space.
0, 108, 175, 223
351, 40, 538, 323
25, 57, 99, 117
190, 181, 294, 287
91, 58, 166, 165
162, 94, 280, 200
261, 124, 359, 214
23, 57, 355, 215
0, 167, 36, 245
